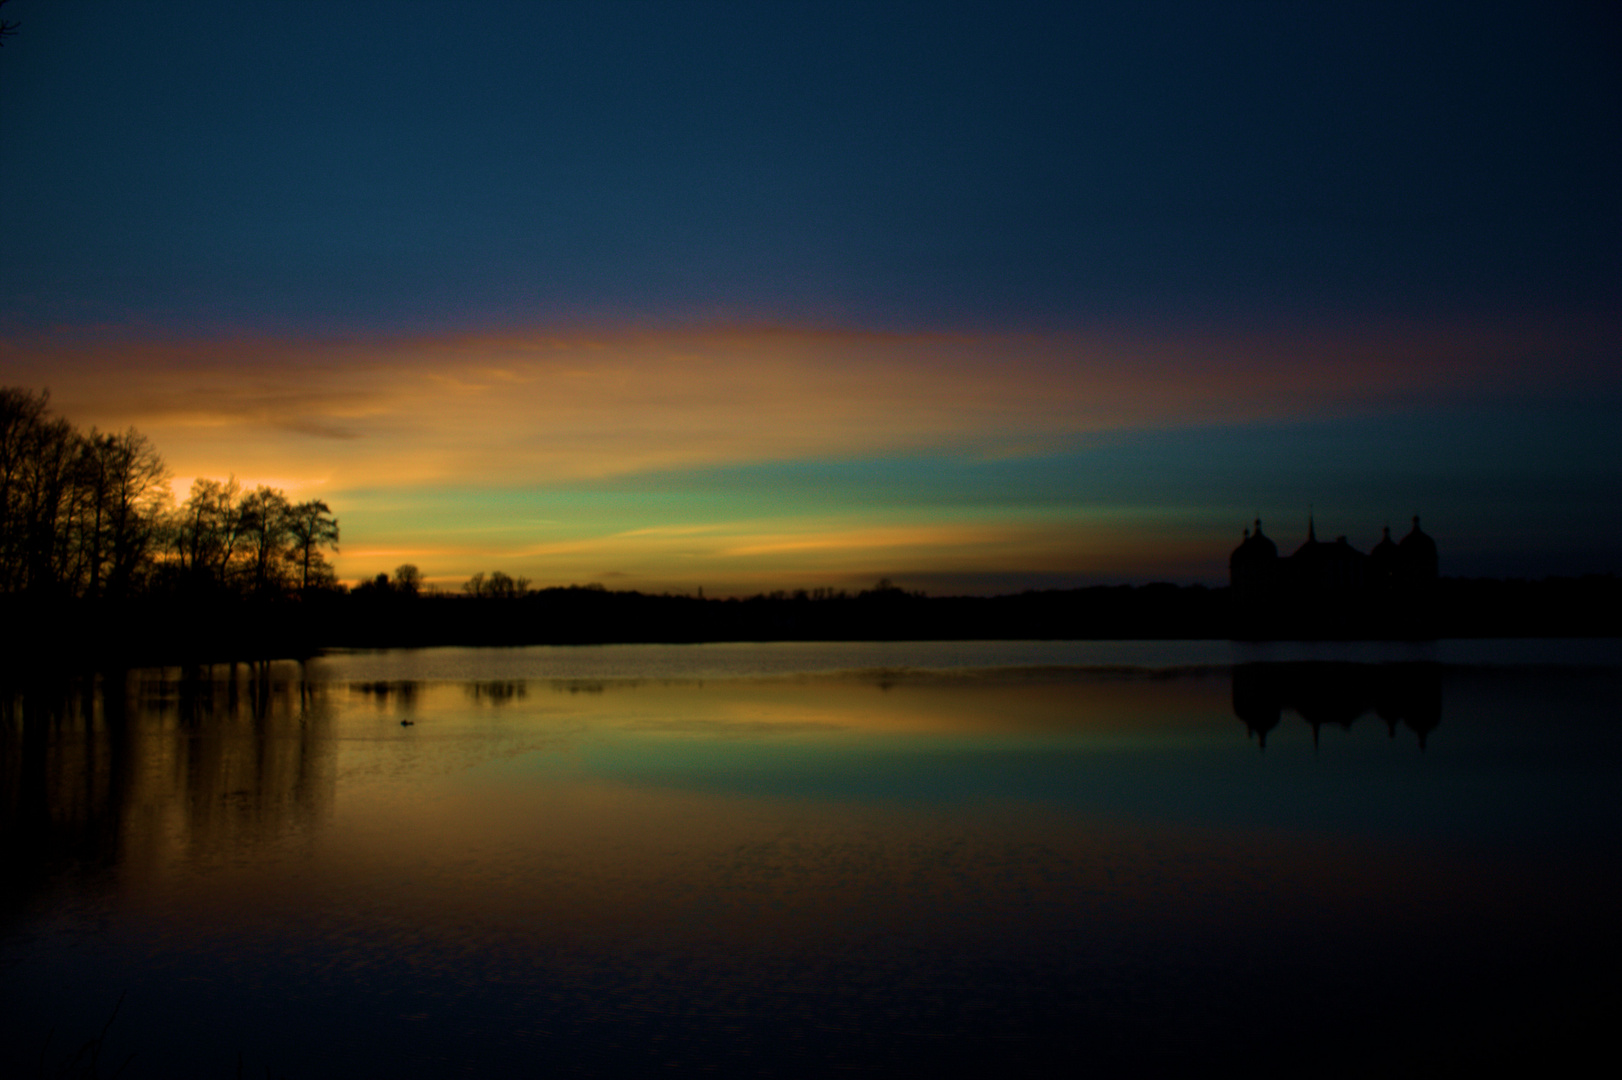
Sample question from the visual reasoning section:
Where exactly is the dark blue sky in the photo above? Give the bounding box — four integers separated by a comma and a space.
4, 0, 1618, 334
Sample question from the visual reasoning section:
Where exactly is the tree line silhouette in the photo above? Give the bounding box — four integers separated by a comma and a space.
339, 569, 1615, 649
1, 388, 340, 602
1, 388, 167, 600
1, 387, 345, 665
2, 385, 1615, 669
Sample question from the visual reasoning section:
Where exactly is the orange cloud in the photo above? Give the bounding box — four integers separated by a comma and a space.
2, 318, 1610, 590
4, 319, 1609, 501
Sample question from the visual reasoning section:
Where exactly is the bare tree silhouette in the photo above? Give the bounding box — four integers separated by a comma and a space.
287, 500, 340, 592
239, 486, 293, 596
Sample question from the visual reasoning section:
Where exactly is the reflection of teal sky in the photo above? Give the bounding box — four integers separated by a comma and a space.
546, 679, 1622, 852
340, 396, 1621, 582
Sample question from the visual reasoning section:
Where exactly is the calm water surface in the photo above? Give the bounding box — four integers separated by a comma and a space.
3, 641, 1620, 1077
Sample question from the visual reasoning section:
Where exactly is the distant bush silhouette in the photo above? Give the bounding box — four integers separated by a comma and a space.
392, 563, 422, 596
462, 570, 530, 598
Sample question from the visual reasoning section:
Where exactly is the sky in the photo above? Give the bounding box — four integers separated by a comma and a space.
2, 0, 1618, 593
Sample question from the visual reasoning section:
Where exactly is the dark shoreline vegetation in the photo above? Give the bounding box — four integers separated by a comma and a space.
2, 384, 1616, 671
1, 385, 341, 670
4, 574, 1619, 672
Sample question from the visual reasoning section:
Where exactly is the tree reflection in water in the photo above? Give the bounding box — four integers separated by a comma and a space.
1, 656, 1618, 1077
0, 663, 336, 923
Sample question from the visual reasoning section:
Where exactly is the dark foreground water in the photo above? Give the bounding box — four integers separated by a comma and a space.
3, 641, 1620, 1077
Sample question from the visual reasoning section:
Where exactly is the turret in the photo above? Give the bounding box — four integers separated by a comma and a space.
1397, 515, 1438, 581
1369, 525, 1399, 589
1229, 518, 1279, 605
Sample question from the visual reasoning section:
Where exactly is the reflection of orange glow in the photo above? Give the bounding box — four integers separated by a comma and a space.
323, 671, 1231, 740
82, 671, 1486, 953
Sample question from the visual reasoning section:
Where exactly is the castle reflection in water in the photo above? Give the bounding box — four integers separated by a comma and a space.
1232, 662, 1441, 750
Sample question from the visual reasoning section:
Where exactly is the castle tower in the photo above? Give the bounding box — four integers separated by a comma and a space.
1397, 515, 1439, 582
1229, 518, 1279, 602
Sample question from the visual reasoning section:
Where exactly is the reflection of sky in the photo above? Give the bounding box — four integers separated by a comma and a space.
2, 2, 1618, 589
303, 665, 1622, 854
7, 661, 1622, 1076
558, 680, 1622, 852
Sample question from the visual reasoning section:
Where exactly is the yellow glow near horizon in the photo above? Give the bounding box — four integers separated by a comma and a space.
332, 513, 1231, 596
2, 319, 1609, 591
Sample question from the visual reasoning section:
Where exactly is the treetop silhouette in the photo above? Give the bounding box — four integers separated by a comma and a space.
0, 386, 340, 602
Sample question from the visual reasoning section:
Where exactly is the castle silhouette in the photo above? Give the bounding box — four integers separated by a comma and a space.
1230, 516, 1438, 638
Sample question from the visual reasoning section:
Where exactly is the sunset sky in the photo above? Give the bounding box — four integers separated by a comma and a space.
2, 1, 1618, 593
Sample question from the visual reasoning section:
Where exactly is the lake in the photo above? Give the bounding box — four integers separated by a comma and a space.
3, 640, 1620, 1077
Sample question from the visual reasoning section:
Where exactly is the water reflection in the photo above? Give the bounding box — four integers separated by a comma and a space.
465, 680, 528, 705
351, 679, 422, 713
1233, 662, 1442, 749
1, 654, 1619, 1078
1, 664, 335, 923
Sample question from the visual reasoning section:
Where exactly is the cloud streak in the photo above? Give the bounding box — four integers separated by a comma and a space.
4, 319, 1610, 497
4, 319, 1613, 590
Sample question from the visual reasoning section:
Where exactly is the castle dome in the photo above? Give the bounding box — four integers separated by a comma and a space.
1230, 519, 1277, 566
1229, 519, 1279, 601
1397, 515, 1438, 580
1399, 516, 1436, 555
